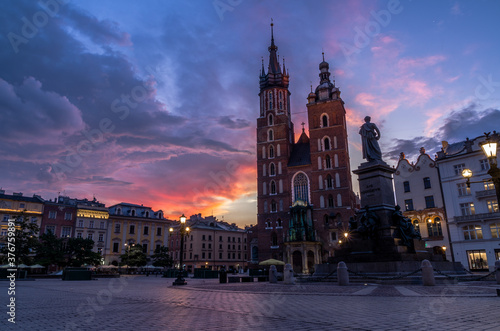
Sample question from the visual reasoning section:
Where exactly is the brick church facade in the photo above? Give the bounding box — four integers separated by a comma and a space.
248, 26, 357, 274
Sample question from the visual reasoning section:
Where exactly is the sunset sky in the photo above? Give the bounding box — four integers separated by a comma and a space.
1, 0, 499, 226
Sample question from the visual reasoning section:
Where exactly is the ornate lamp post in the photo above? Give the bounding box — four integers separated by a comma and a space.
170, 214, 190, 286
462, 132, 500, 204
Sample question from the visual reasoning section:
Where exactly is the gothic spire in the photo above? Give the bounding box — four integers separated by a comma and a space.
267, 20, 281, 74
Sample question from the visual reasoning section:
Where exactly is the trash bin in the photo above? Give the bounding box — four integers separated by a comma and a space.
219, 267, 227, 284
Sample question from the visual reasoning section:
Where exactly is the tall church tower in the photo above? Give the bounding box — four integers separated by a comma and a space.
307, 54, 357, 239
256, 23, 293, 262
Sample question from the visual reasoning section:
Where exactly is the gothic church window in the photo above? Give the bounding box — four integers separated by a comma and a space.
325, 155, 332, 169
268, 114, 273, 126
328, 195, 334, 208
270, 163, 276, 176
324, 137, 331, 150
293, 172, 309, 203
269, 91, 273, 109
269, 145, 275, 158
270, 181, 276, 195
322, 114, 328, 127
326, 174, 333, 189
271, 200, 277, 213
268, 129, 274, 141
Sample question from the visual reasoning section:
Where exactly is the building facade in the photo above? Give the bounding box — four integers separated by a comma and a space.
251, 26, 357, 273
169, 214, 247, 272
74, 198, 109, 257
393, 148, 451, 260
40, 196, 77, 239
0, 190, 44, 249
106, 203, 171, 265
436, 133, 500, 271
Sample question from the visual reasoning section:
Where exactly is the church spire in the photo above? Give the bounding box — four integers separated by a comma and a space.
259, 20, 288, 91
267, 20, 281, 75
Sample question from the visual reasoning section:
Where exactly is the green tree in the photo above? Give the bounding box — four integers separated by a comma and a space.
120, 245, 147, 267
151, 246, 173, 268
34, 231, 66, 267
0, 213, 40, 265
65, 238, 102, 267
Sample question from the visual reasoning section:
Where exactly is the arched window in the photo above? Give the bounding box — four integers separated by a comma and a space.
337, 194, 342, 207
269, 163, 276, 176
326, 174, 333, 189
293, 172, 309, 203
268, 129, 274, 141
324, 137, 331, 150
334, 154, 339, 168
271, 200, 277, 213
117, 208, 121, 215
269, 91, 273, 109
131, 210, 136, 217
265, 220, 272, 228
320, 195, 325, 208
262, 146, 266, 159
270, 181, 276, 195
145, 211, 149, 218
322, 115, 328, 127
427, 217, 443, 237
269, 145, 275, 158
277, 219, 282, 227
328, 194, 334, 208
278, 162, 282, 174
271, 232, 278, 246
318, 156, 322, 170
318, 175, 323, 190
279, 180, 283, 193
268, 114, 273, 126
335, 173, 340, 187
325, 155, 332, 169
277, 144, 281, 156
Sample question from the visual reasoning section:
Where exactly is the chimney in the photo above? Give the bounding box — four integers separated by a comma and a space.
0, 189, 5, 194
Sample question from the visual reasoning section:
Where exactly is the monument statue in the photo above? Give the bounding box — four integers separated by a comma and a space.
357, 205, 380, 240
359, 116, 382, 162
392, 205, 422, 251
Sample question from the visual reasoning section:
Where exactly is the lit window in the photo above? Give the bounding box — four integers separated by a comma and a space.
427, 217, 442, 237
460, 203, 475, 216
486, 200, 499, 213
484, 181, 495, 191
293, 173, 309, 203
490, 223, 500, 238
404, 199, 414, 211
463, 225, 483, 240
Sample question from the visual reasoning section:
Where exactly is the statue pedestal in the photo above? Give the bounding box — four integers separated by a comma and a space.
352, 160, 396, 210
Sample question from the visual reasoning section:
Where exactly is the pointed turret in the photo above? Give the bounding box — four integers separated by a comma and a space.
312, 52, 340, 102
259, 21, 289, 92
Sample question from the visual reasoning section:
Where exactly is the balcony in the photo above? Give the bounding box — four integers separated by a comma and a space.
454, 212, 500, 223
475, 189, 496, 199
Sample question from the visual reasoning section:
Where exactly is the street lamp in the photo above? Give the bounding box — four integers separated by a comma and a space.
170, 214, 190, 286
462, 132, 500, 203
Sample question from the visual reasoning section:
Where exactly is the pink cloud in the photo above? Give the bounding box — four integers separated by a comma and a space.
397, 55, 447, 71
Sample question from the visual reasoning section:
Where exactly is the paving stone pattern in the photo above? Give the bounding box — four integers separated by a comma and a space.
1, 277, 499, 331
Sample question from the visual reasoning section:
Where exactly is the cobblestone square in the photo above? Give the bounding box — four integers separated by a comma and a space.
1, 276, 499, 330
